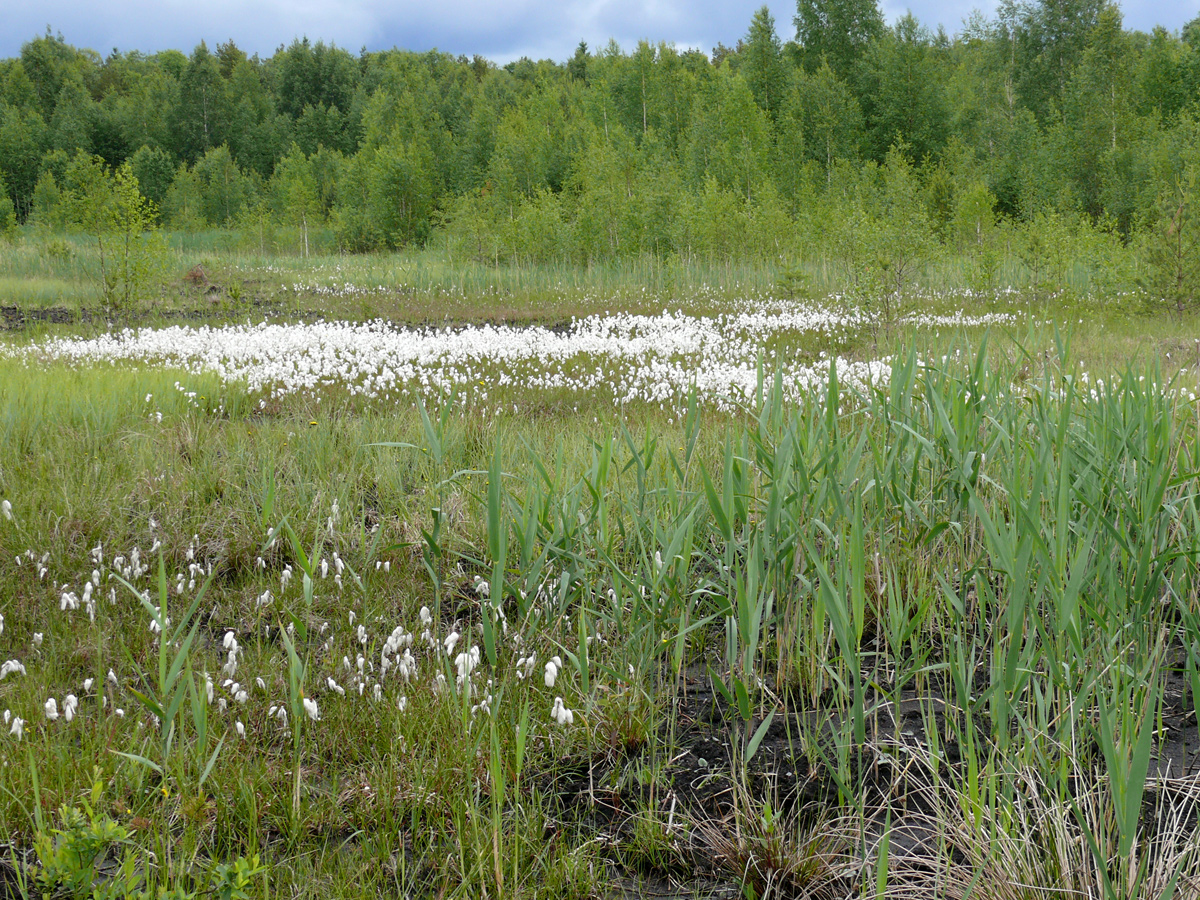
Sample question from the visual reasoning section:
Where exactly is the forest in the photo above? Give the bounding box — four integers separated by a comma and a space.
0, 0, 1197, 293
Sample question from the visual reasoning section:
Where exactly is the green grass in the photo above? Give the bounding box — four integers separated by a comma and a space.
0, 224, 1160, 331
3, 255, 1200, 898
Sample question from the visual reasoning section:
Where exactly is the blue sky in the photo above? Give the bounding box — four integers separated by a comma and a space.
2, 0, 1196, 64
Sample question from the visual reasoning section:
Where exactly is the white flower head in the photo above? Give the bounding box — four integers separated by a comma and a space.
550, 696, 574, 726
9, 717, 23, 740
0, 660, 26, 680
303, 697, 321, 721
544, 656, 562, 688
44, 698, 59, 721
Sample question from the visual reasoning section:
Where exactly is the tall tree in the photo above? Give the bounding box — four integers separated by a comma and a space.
1061, 2, 1135, 218
685, 68, 772, 202
173, 42, 225, 161
857, 12, 949, 163
0, 103, 47, 219
793, 0, 885, 81
0, 170, 16, 239
791, 60, 863, 178
742, 6, 789, 120
1012, 0, 1106, 119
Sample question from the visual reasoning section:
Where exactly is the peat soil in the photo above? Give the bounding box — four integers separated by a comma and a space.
546, 659, 1200, 900
0, 301, 579, 335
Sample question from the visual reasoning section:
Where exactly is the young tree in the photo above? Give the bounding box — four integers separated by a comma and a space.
162, 163, 204, 229
273, 143, 320, 256
872, 144, 934, 317
192, 144, 252, 225
61, 154, 165, 308
1139, 167, 1200, 318
128, 144, 176, 211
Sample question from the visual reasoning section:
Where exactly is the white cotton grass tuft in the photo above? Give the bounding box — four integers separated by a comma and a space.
544, 656, 562, 688
0, 300, 1019, 414
303, 697, 320, 721
45, 698, 59, 721
0, 660, 25, 680
550, 697, 574, 726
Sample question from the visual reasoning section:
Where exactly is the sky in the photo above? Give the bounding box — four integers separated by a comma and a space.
2, 0, 1197, 65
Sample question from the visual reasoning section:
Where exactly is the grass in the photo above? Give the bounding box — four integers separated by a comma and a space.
0, 224, 1159, 331
2, 248, 1200, 899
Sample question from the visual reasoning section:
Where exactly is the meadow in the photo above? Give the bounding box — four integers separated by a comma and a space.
2, 237, 1200, 900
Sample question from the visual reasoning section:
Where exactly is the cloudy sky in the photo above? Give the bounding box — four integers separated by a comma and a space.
3, 0, 1196, 65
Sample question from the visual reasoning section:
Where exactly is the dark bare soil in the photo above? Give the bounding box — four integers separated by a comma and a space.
541, 658, 1200, 899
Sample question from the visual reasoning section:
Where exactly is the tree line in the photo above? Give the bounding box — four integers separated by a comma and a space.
0, 0, 1198, 286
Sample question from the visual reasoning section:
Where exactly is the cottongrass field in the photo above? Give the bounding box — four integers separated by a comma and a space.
3, 286, 1200, 899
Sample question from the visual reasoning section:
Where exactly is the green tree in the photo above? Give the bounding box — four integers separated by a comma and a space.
162, 163, 205, 229
570, 126, 638, 260
1139, 167, 1200, 317
742, 6, 789, 120
1060, 3, 1135, 218
112, 64, 179, 155
873, 144, 934, 305
568, 41, 589, 82
47, 75, 96, 155
224, 57, 283, 175
61, 154, 165, 308
675, 175, 746, 261
192, 144, 252, 225
173, 42, 225, 161
273, 143, 320, 256
685, 68, 771, 202
20, 30, 98, 121
128, 144, 176, 211
2, 60, 39, 110
361, 137, 435, 248
793, 0, 884, 80
0, 171, 17, 240
791, 61, 863, 179
0, 103, 46, 219
1011, 0, 1106, 120
1136, 27, 1189, 121
856, 13, 949, 163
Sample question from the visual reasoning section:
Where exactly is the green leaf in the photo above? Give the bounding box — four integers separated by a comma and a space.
110, 751, 164, 775
744, 709, 776, 764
